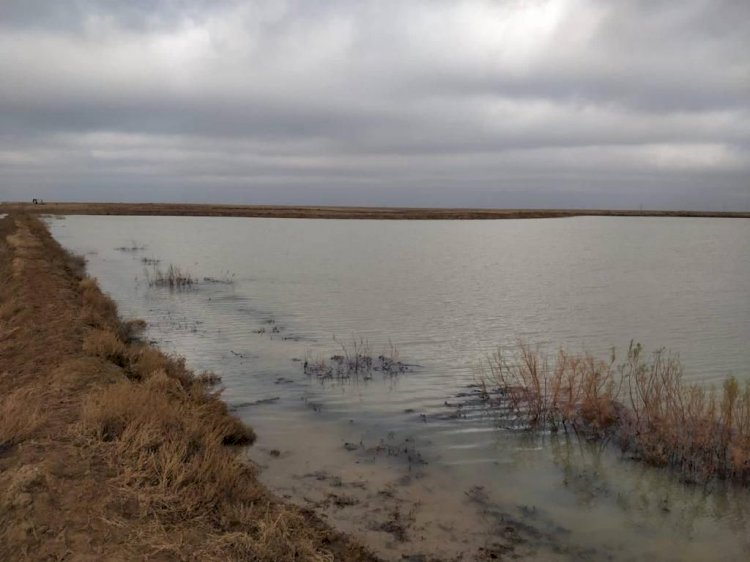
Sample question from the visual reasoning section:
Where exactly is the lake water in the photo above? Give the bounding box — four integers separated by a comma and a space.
49, 215, 750, 561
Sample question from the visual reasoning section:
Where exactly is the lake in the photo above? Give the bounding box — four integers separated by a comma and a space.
49, 215, 750, 561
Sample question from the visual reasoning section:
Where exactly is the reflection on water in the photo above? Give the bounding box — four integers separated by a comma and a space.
49, 215, 750, 560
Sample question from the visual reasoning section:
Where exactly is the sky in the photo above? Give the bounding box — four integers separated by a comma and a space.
0, 0, 748, 209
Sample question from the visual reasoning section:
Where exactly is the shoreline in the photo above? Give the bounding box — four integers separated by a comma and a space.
0, 213, 378, 561
7, 211, 748, 559
1, 201, 749, 220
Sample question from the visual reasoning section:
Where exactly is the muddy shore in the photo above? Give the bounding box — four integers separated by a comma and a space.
2, 201, 749, 220
0, 213, 379, 561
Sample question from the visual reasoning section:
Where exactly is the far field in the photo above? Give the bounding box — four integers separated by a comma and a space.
1, 202, 749, 220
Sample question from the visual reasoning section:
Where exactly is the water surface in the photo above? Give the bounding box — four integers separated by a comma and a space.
50, 215, 750, 560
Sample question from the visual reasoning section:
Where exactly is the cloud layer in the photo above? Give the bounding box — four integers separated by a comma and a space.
1, 0, 748, 208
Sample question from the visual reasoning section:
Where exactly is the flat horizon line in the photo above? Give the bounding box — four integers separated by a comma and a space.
1, 201, 748, 220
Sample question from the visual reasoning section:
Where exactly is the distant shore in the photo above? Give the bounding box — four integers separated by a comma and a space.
1, 201, 748, 220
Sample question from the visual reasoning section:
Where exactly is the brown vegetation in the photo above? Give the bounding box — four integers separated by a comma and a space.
483, 342, 750, 483
0, 388, 47, 449
0, 213, 377, 561
2, 201, 749, 220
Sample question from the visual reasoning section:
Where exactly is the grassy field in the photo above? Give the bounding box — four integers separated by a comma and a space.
0, 213, 378, 561
2, 201, 749, 220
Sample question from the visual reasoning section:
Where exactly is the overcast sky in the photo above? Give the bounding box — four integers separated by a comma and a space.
1, 0, 748, 209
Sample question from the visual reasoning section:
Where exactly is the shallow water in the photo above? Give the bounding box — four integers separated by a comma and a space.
50, 215, 750, 560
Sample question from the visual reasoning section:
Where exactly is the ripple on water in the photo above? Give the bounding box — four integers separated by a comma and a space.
48, 214, 750, 561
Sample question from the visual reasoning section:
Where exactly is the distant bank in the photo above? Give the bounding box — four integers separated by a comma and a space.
1, 201, 748, 219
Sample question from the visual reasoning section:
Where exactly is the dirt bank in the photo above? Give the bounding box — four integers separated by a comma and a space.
0, 213, 378, 561
2, 201, 749, 220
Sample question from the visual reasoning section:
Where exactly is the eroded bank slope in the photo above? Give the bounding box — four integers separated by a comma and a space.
0, 213, 377, 561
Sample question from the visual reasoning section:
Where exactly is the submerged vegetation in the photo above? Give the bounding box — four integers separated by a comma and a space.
482, 342, 750, 484
304, 338, 413, 379
143, 264, 235, 288
203, 271, 236, 284
145, 264, 195, 288
115, 240, 146, 252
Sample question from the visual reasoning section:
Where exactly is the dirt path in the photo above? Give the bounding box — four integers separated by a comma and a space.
0, 213, 378, 561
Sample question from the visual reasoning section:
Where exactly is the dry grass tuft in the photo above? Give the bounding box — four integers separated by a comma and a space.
120, 318, 147, 342
206, 510, 337, 562
127, 345, 195, 388
81, 376, 253, 498
83, 329, 128, 367
0, 387, 47, 448
80, 277, 119, 329
484, 341, 750, 483
78, 374, 338, 561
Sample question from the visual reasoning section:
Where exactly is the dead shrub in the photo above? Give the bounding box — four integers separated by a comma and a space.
484, 341, 750, 483
486, 343, 622, 435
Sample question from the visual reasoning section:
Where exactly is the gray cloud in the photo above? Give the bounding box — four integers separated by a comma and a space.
0, 0, 748, 209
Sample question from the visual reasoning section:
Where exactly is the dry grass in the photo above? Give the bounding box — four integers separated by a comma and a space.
484, 342, 750, 483
76, 365, 341, 561
80, 375, 257, 511
120, 318, 147, 342
0, 387, 47, 448
75, 262, 363, 560
83, 329, 128, 366
80, 277, 120, 329
0, 213, 377, 562
71, 308, 362, 562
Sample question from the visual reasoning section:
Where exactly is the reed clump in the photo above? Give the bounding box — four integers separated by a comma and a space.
484, 342, 750, 483
304, 338, 412, 379
145, 264, 194, 288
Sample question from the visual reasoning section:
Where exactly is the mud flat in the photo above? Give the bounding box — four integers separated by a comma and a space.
2, 201, 749, 220
0, 213, 377, 561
